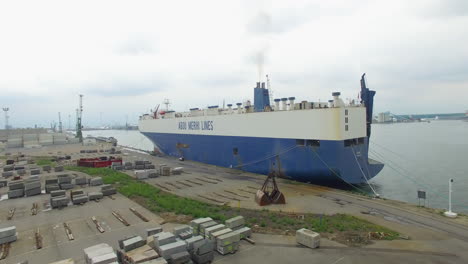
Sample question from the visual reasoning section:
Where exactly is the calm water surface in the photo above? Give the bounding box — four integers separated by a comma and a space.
84, 120, 468, 213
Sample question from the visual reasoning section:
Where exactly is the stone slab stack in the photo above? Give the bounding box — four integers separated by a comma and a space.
0, 179, 7, 187
147, 227, 163, 237
199, 221, 217, 237
204, 224, 225, 239
185, 235, 204, 253
3, 165, 14, 172
58, 174, 74, 190
148, 170, 159, 178
71, 189, 88, 205
122, 236, 146, 252
144, 164, 155, 170
234, 226, 252, 239
225, 216, 244, 229
88, 192, 104, 201
50, 190, 70, 208
170, 251, 191, 264
101, 184, 117, 196
135, 170, 149, 180
172, 167, 184, 175
160, 166, 171, 176
8, 180, 25, 198
83, 243, 117, 264
209, 228, 232, 247
75, 176, 87, 185
42, 165, 51, 172
151, 232, 176, 252
45, 178, 60, 193
192, 239, 214, 264
30, 169, 41, 175
24, 178, 42, 196
54, 166, 64, 172
190, 218, 213, 236
296, 228, 320, 249
216, 232, 240, 255
173, 225, 191, 237
158, 240, 186, 261
89, 177, 103, 186
124, 162, 134, 170
0, 226, 17, 245
2, 171, 13, 178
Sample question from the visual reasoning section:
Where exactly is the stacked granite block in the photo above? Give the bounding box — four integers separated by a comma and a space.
192, 239, 215, 263
54, 166, 64, 172
8, 180, 25, 198
89, 177, 103, 186
45, 178, 60, 193
296, 228, 320, 249
83, 243, 117, 264
124, 161, 134, 170
24, 177, 42, 196
30, 168, 41, 175
74, 176, 87, 185
0, 226, 17, 245
71, 189, 88, 205
88, 192, 103, 201
50, 190, 70, 208
101, 184, 116, 196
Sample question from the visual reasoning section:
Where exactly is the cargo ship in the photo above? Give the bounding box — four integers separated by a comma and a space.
139, 74, 383, 185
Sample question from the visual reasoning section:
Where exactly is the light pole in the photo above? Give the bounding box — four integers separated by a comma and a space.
444, 178, 457, 218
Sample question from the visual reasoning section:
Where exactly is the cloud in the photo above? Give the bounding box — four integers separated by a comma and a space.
84, 75, 166, 97
1, 0, 468, 127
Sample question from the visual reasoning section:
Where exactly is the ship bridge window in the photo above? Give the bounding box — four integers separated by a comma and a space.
344, 137, 365, 147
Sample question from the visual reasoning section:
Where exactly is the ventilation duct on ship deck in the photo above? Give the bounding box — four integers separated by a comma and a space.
281, 98, 288, 111
274, 99, 280, 111
288, 97, 295, 110
332, 92, 345, 108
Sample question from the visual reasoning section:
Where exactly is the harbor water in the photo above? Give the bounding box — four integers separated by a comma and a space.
84, 120, 468, 213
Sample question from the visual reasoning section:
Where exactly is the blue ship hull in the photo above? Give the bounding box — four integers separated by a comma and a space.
142, 132, 383, 184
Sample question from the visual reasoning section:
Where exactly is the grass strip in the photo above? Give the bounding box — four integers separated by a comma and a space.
65, 166, 400, 241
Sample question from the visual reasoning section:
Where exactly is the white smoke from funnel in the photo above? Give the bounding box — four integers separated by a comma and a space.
255, 51, 265, 83
246, 11, 273, 83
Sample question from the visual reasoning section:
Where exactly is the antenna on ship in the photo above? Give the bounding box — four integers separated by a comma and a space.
76, 94, 83, 143
163, 99, 170, 111
58, 112, 63, 133
266, 74, 273, 104
2, 107, 9, 130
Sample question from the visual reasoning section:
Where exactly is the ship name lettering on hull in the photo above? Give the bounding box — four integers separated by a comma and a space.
178, 121, 213, 131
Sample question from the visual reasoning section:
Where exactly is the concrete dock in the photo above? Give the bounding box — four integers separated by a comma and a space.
1, 143, 468, 263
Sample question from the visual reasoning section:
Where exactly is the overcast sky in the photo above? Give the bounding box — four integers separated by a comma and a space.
1, 0, 467, 128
